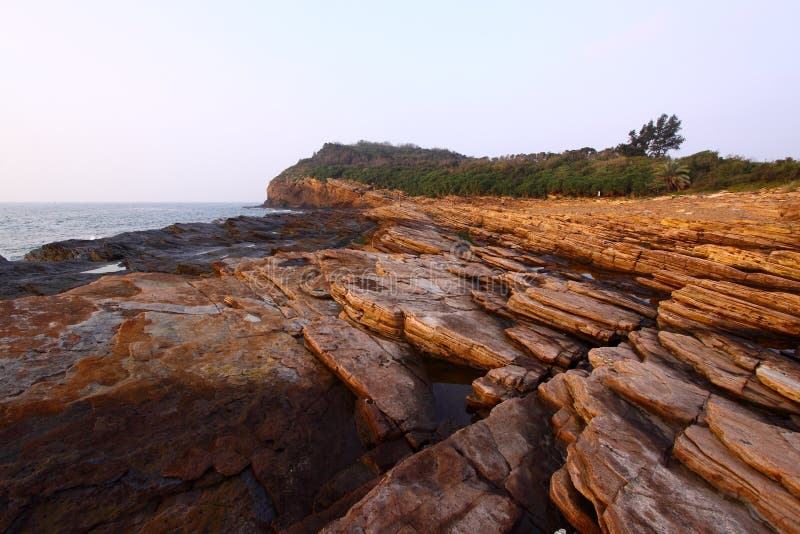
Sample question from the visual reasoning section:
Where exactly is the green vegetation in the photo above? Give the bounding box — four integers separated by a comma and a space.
617, 114, 685, 157
653, 160, 692, 191
277, 129, 800, 199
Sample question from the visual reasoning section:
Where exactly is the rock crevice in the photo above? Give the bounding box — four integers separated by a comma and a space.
2, 180, 799, 532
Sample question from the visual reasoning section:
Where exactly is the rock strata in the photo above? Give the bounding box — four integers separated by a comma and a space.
2, 178, 800, 532
303, 316, 438, 443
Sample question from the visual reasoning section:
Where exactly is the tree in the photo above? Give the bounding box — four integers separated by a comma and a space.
618, 114, 685, 157
653, 160, 692, 191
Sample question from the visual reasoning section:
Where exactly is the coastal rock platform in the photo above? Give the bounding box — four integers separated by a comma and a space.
1, 178, 799, 532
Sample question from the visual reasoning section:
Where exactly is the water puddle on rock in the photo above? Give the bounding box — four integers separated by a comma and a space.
422, 358, 484, 427
422, 358, 571, 531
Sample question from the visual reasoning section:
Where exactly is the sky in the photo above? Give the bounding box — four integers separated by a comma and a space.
1, 1, 798, 202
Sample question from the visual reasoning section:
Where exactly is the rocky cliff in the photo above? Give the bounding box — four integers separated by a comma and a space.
2, 180, 800, 532
266, 177, 397, 209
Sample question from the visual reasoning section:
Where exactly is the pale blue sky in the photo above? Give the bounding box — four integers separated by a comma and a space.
1, 1, 798, 201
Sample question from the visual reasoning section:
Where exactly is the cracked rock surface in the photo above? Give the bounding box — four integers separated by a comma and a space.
2, 178, 799, 532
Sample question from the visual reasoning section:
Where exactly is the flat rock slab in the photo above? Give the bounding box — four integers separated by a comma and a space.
319, 249, 545, 371
506, 322, 588, 367
675, 425, 800, 532
523, 286, 645, 333
403, 309, 543, 371
565, 279, 657, 319
587, 344, 640, 368
0, 272, 367, 531
468, 365, 542, 409
376, 224, 462, 255
706, 396, 800, 499
757, 357, 800, 404
596, 360, 709, 425
508, 291, 617, 343
303, 316, 437, 437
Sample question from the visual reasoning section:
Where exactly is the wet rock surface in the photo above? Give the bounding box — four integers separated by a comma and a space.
2, 179, 800, 532
1, 210, 373, 300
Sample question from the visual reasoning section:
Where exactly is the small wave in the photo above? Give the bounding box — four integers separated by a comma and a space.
81, 262, 127, 274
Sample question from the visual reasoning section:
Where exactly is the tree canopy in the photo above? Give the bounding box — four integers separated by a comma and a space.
617, 114, 685, 157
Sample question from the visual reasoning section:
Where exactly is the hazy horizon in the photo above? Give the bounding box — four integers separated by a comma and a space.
2, 1, 799, 202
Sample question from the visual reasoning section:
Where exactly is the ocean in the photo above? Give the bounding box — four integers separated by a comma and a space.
0, 202, 286, 261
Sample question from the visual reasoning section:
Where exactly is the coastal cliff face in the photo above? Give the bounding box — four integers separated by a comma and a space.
266, 177, 396, 209
2, 179, 800, 532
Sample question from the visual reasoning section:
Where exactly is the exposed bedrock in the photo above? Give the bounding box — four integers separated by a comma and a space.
3, 179, 800, 532
265, 177, 397, 209
1, 209, 373, 300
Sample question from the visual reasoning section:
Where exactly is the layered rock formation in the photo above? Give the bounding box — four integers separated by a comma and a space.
266, 178, 397, 209
2, 178, 799, 532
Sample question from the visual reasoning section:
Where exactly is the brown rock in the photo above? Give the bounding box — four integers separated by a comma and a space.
322, 444, 522, 533
587, 343, 639, 368
8, 178, 800, 534
550, 407, 584, 445
522, 285, 646, 333
666, 282, 800, 338
468, 376, 511, 409
628, 327, 699, 378
506, 322, 589, 367
0, 272, 366, 531
757, 356, 800, 404
550, 466, 600, 534
706, 396, 800, 498
563, 372, 628, 424
508, 291, 617, 343
468, 365, 542, 409
303, 316, 437, 437
538, 371, 579, 411
675, 425, 800, 532
376, 223, 460, 255
162, 448, 213, 481
566, 279, 657, 319
781, 201, 800, 221
323, 396, 565, 533
404, 309, 541, 370
660, 331, 800, 414
266, 177, 392, 209
596, 360, 709, 424
566, 407, 764, 533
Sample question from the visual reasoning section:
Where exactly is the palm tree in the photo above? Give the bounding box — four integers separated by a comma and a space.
654, 160, 692, 191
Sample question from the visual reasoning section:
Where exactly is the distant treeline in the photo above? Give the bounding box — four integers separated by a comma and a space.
276, 141, 800, 198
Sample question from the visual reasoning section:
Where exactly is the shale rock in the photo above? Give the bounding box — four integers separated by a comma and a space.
0, 272, 366, 531
5, 178, 800, 533
303, 316, 437, 442
322, 395, 566, 533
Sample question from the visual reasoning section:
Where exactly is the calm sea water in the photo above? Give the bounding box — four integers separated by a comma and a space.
0, 202, 286, 260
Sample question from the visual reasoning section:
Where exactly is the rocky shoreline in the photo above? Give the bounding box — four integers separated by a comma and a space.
1, 178, 799, 532
0, 210, 373, 300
